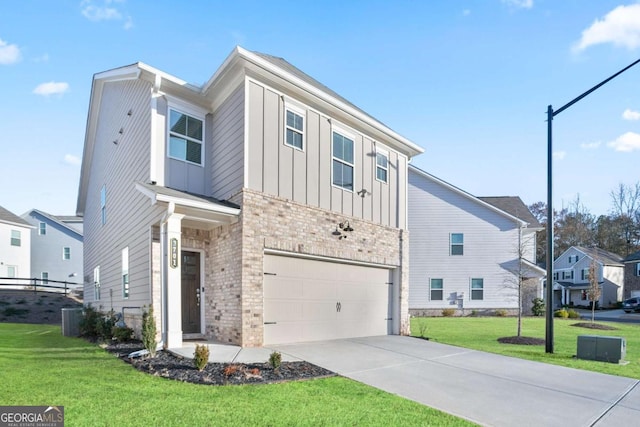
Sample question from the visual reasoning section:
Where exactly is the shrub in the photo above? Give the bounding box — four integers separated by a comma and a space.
495, 309, 508, 317
142, 305, 157, 358
469, 310, 478, 317
111, 326, 134, 342
193, 344, 209, 371
554, 309, 568, 319
531, 298, 545, 317
268, 351, 282, 371
567, 309, 580, 319
3, 307, 29, 316
79, 305, 102, 338
96, 310, 116, 340
441, 308, 455, 317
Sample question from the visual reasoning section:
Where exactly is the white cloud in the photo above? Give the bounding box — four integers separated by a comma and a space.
573, 4, 640, 52
501, 0, 533, 9
580, 141, 601, 150
0, 38, 22, 64
33, 82, 70, 96
64, 154, 81, 166
607, 132, 640, 152
553, 151, 566, 160
81, 0, 131, 28
623, 108, 640, 121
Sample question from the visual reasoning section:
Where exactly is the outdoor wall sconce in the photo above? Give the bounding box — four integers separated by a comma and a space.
357, 188, 370, 198
333, 220, 354, 239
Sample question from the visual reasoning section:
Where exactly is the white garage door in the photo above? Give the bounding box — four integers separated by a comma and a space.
263, 255, 392, 345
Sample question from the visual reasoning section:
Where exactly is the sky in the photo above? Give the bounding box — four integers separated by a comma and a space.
1, 0, 640, 218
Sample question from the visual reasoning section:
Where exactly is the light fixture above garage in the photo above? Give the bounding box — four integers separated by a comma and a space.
333, 220, 354, 239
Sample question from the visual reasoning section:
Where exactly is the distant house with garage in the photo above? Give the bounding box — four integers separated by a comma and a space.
407, 166, 545, 316
77, 46, 423, 349
0, 205, 32, 287
622, 250, 640, 299
552, 246, 624, 308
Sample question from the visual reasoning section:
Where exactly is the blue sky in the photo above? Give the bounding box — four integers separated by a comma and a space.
1, 0, 640, 217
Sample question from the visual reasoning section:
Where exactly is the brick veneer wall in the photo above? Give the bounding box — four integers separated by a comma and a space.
624, 262, 640, 299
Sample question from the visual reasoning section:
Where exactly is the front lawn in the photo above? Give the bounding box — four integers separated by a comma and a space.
0, 323, 474, 426
411, 316, 640, 379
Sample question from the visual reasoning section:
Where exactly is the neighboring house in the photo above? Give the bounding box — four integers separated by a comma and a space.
77, 46, 424, 349
552, 246, 624, 308
621, 250, 640, 299
21, 209, 84, 290
0, 205, 32, 286
408, 166, 545, 316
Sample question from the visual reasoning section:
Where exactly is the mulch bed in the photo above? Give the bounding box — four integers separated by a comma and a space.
497, 336, 546, 345
105, 341, 336, 386
570, 322, 618, 330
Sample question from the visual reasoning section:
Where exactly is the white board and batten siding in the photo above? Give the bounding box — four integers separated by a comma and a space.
263, 254, 392, 345
246, 79, 407, 229
83, 79, 164, 308
408, 168, 522, 310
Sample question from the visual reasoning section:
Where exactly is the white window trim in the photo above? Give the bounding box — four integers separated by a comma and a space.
470, 278, 484, 300
167, 107, 205, 167
41, 272, 49, 284
331, 124, 356, 192
450, 233, 464, 256
62, 247, 71, 261
7, 265, 17, 278
10, 230, 21, 247
375, 146, 389, 184
39, 222, 46, 235
284, 102, 306, 152
94, 266, 101, 301
429, 278, 444, 301
122, 247, 129, 299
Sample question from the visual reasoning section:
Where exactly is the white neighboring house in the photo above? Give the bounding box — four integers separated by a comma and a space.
0, 205, 32, 286
408, 166, 545, 316
552, 246, 623, 309
21, 209, 83, 292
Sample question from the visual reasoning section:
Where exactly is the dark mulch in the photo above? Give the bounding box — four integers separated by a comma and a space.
497, 336, 546, 345
105, 341, 336, 386
570, 322, 618, 330
0, 290, 82, 325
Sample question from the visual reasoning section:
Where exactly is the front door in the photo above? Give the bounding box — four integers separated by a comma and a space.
181, 251, 201, 335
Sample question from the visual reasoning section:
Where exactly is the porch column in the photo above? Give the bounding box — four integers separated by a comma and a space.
164, 212, 184, 348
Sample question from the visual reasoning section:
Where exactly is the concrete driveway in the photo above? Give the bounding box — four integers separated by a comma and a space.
273, 336, 640, 427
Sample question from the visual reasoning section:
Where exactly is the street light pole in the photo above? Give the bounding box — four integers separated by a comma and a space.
545, 57, 640, 353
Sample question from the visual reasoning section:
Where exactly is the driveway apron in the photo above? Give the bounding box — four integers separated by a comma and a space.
273, 335, 639, 427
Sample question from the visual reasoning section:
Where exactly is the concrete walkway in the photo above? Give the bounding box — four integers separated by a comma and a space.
272, 336, 639, 427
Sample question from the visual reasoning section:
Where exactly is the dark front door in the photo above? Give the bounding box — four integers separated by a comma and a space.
181, 251, 201, 334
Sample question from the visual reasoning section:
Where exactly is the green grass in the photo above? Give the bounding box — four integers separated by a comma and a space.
0, 323, 474, 426
412, 316, 640, 378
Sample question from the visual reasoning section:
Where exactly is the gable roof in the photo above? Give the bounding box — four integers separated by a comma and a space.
0, 205, 31, 227
478, 197, 542, 228
572, 246, 623, 266
408, 165, 529, 227
23, 209, 83, 238
623, 250, 640, 263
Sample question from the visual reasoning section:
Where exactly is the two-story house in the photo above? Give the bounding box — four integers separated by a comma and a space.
622, 250, 640, 299
21, 209, 83, 290
552, 246, 623, 308
408, 166, 545, 316
0, 205, 32, 287
77, 47, 423, 349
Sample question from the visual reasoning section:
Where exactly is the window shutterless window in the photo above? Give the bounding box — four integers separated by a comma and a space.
450, 233, 463, 255
122, 247, 129, 299
471, 278, 484, 300
41, 272, 49, 284
169, 109, 203, 165
430, 278, 443, 301
376, 150, 388, 183
10, 230, 21, 246
285, 107, 304, 150
100, 185, 106, 225
94, 266, 101, 301
63, 247, 71, 260
332, 131, 354, 191
39, 222, 46, 235
7, 266, 16, 278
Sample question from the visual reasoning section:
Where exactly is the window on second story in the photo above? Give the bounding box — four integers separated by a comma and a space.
169, 109, 203, 165
63, 247, 71, 260
376, 150, 388, 183
430, 278, 443, 301
553, 272, 559, 281
450, 233, 464, 255
562, 270, 573, 280
100, 185, 106, 225
39, 222, 46, 235
332, 131, 354, 191
122, 247, 129, 299
285, 107, 304, 150
581, 269, 590, 281
10, 230, 21, 246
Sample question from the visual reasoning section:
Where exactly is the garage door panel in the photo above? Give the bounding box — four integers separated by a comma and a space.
264, 277, 303, 300
302, 279, 337, 300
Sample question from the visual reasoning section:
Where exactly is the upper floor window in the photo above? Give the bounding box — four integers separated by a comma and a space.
63, 247, 71, 260
122, 247, 129, 299
450, 233, 464, 255
569, 255, 580, 263
285, 106, 305, 150
100, 185, 106, 225
430, 278, 443, 301
581, 269, 590, 281
332, 131, 354, 191
562, 270, 573, 280
169, 109, 203, 165
471, 278, 484, 300
39, 222, 46, 235
553, 272, 559, 281
376, 150, 388, 183
10, 230, 21, 246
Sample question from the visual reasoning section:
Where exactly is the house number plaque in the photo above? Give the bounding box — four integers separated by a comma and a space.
170, 238, 179, 269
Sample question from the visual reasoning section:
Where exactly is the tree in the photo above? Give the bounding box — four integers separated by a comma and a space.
528, 201, 547, 265
587, 259, 601, 324
609, 182, 640, 256
555, 195, 596, 255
